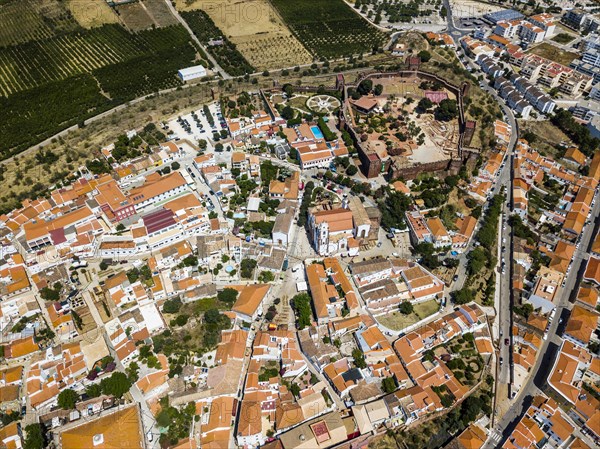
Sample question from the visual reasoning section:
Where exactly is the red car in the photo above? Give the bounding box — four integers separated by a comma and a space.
504, 338, 509, 346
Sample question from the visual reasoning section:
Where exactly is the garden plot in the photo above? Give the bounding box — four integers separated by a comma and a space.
234, 33, 313, 71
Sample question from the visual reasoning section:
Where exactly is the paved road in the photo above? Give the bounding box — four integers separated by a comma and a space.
443, 29, 520, 395
486, 187, 600, 448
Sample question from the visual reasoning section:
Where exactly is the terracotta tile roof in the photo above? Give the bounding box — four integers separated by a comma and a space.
61, 406, 143, 449
565, 305, 598, 344
231, 284, 270, 318
7, 336, 38, 359
584, 256, 600, 285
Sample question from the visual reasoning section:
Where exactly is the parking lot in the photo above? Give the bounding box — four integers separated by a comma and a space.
166, 102, 228, 147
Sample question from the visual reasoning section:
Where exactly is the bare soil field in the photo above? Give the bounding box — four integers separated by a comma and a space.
114, 2, 155, 31
67, 0, 119, 28
178, 0, 312, 70
449, 0, 503, 18
144, 0, 179, 27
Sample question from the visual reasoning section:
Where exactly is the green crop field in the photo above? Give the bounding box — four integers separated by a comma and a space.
269, 0, 387, 58
181, 10, 254, 76
0, 0, 80, 46
0, 8, 204, 159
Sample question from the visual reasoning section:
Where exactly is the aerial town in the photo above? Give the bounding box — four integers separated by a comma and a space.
0, 0, 599, 449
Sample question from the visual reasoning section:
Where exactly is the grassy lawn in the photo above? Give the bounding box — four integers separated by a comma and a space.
551, 33, 575, 45
377, 299, 439, 331
528, 42, 579, 66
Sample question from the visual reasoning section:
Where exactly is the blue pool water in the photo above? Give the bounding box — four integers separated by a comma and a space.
311, 125, 324, 140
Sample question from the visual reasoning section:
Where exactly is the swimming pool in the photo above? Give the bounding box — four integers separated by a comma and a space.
311, 125, 324, 140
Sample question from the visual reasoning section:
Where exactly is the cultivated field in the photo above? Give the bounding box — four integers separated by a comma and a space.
144, 0, 179, 27
0, 0, 80, 46
270, 0, 387, 58
0, 21, 202, 159
114, 2, 156, 31
0, 24, 194, 97
181, 9, 255, 75
67, 0, 119, 28
180, 0, 313, 70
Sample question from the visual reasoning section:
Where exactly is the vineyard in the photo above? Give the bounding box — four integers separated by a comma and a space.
181, 10, 255, 76
269, 0, 387, 58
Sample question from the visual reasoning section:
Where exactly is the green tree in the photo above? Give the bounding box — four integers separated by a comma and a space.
240, 258, 257, 279
281, 105, 295, 120
163, 297, 183, 314
435, 99, 458, 121
399, 302, 414, 315
357, 79, 373, 95
23, 424, 45, 449
57, 388, 79, 410
452, 288, 474, 305
352, 348, 367, 368
382, 376, 397, 393
182, 255, 198, 267
85, 384, 102, 398
258, 271, 275, 282
217, 288, 238, 305
290, 383, 301, 398
417, 97, 433, 112
379, 191, 411, 230
39, 286, 59, 302
292, 293, 313, 329
346, 165, 358, 176
100, 372, 132, 398
418, 50, 431, 62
